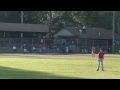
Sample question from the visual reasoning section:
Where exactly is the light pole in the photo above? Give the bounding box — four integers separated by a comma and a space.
48, 11, 52, 38
118, 18, 120, 37
112, 11, 115, 53
21, 11, 24, 38
21, 11, 23, 24
21, 11, 24, 48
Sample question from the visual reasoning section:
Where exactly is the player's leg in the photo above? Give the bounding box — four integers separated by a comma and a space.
92, 51, 93, 57
94, 51, 95, 57
101, 59, 104, 71
97, 59, 100, 71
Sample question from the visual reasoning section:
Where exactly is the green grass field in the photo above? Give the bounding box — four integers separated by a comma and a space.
0, 53, 120, 79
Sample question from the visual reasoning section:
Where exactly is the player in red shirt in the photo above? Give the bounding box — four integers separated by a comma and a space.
39, 44, 43, 53
92, 46, 95, 57
97, 48, 104, 71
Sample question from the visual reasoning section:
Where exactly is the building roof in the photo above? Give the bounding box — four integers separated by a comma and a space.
0, 22, 50, 32
54, 26, 119, 39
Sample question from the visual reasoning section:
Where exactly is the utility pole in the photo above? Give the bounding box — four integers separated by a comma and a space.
21, 11, 23, 24
21, 11, 24, 39
112, 11, 115, 53
48, 11, 52, 38
118, 18, 120, 37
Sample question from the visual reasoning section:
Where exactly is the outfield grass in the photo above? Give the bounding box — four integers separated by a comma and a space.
0, 53, 120, 79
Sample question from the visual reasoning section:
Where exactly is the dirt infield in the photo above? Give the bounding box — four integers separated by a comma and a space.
0, 53, 92, 59
0, 53, 119, 60
0, 53, 81, 58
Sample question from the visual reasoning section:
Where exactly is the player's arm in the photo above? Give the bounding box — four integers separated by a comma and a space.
103, 53, 104, 59
98, 53, 99, 60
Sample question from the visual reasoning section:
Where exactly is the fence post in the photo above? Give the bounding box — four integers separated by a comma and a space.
93, 40, 94, 46
77, 39, 79, 53
86, 40, 87, 51
21, 38, 22, 53
32, 38, 33, 47
9, 38, 10, 53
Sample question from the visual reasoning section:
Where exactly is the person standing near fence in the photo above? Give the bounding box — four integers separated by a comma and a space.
23, 44, 26, 53
92, 46, 95, 57
97, 48, 104, 71
65, 46, 69, 53
32, 46, 36, 53
39, 44, 43, 54
13, 45, 17, 51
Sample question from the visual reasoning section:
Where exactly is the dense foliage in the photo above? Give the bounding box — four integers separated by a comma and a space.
0, 11, 120, 34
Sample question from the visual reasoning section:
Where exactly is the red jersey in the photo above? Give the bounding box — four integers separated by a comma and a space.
98, 51, 104, 58
39, 45, 43, 49
92, 47, 95, 52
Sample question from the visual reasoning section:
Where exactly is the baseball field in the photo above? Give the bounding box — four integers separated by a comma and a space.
0, 53, 120, 79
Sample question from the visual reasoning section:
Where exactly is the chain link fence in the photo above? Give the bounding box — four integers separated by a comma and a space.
0, 38, 119, 53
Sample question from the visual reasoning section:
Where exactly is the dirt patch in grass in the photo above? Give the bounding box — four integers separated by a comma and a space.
0, 53, 120, 60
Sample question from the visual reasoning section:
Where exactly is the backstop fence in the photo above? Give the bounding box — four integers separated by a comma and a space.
0, 38, 119, 53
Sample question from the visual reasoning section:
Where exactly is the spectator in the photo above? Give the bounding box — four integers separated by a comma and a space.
13, 45, 17, 51
23, 44, 29, 53
92, 46, 95, 57
65, 46, 69, 53
107, 47, 111, 53
23, 44, 26, 53
118, 48, 120, 54
32, 46, 36, 53
39, 44, 43, 53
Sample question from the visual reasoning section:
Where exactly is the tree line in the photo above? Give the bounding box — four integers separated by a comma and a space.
0, 11, 120, 34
